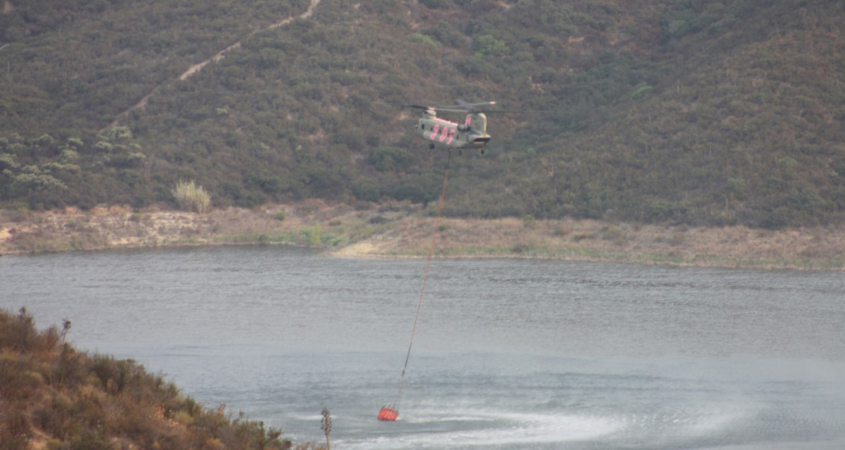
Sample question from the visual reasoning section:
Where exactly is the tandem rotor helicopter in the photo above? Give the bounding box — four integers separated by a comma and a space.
392, 99, 513, 155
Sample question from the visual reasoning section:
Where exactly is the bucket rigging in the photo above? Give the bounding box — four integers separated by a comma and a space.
379, 152, 453, 422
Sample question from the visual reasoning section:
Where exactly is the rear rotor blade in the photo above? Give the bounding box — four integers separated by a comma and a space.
455, 99, 497, 111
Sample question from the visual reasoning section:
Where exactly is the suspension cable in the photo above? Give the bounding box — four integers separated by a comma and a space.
390, 150, 453, 410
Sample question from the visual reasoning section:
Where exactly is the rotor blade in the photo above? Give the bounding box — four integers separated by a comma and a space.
373, 101, 434, 111
376, 100, 542, 114
429, 100, 492, 111
431, 107, 468, 113
429, 103, 466, 110
436, 106, 547, 114
455, 99, 497, 110
482, 109, 551, 114
404, 104, 435, 110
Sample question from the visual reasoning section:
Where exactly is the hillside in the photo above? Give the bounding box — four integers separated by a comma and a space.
0, 308, 304, 449
2, 0, 844, 229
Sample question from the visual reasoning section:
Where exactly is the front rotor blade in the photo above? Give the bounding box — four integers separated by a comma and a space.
373, 101, 434, 111
404, 104, 434, 110
431, 107, 467, 113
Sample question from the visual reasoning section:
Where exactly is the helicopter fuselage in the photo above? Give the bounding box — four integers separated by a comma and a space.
415, 112, 491, 150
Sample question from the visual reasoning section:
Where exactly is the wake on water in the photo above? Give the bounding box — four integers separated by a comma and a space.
335, 405, 756, 449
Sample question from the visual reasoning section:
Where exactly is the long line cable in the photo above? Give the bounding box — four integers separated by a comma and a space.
390, 150, 453, 410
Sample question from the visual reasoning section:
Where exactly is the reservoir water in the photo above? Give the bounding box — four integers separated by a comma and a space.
1, 246, 844, 449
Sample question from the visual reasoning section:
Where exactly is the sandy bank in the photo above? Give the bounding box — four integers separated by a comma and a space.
2, 201, 844, 270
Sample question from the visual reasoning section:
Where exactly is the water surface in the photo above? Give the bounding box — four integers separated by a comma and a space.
2, 246, 843, 449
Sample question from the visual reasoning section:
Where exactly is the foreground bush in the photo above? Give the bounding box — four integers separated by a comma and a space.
0, 308, 297, 449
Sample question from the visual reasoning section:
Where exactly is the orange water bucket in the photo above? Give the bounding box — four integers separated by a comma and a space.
378, 407, 398, 421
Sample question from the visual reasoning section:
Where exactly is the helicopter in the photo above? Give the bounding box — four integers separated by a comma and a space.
403, 99, 499, 155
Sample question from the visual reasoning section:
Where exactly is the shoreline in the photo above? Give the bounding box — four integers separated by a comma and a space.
2, 200, 844, 271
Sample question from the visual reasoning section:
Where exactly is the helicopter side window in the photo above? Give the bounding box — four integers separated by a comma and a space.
421, 124, 425, 130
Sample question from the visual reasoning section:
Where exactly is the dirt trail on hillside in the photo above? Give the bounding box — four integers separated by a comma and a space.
103, 0, 321, 131
177, 0, 320, 82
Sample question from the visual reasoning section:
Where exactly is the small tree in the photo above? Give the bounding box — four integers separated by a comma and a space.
171, 180, 211, 213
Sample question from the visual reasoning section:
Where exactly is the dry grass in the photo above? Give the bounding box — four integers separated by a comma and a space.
2, 201, 845, 270
172, 180, 212, 214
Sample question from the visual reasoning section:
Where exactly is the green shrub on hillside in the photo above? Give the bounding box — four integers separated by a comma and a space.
408, 32, 441, 47
473, 35, 508, 56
